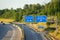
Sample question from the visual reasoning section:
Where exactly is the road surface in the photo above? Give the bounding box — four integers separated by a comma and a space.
18, 24, 46, 40
0, 23, 22, 40
0, 23, 48, 40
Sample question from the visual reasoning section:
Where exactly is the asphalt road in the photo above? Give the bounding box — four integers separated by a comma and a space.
18, 24, 44, 40
0, 23, 22, 40
0, 23, 47, 40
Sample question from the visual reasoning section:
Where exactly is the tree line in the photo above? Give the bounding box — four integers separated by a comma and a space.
0, 0, 60, 22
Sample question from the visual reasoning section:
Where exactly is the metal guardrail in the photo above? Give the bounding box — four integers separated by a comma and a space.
44, 33, 58, 40
44, 34, 53, 40
48, 34, 58, 40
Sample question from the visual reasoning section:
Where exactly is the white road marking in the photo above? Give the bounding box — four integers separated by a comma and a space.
9, 26, 15, 40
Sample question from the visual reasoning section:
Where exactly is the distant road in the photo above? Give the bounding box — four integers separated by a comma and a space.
18, 24, 46, 40
0, 23, 22, 40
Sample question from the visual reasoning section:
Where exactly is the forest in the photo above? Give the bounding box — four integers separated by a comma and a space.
0, 0, 60, 22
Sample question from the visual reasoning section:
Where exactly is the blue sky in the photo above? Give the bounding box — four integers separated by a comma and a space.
0, 0, 51, 9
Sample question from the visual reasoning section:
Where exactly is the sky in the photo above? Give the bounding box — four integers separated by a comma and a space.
0, 0, 51, 9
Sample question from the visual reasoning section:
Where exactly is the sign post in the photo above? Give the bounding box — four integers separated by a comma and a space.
35, 16, 47, 30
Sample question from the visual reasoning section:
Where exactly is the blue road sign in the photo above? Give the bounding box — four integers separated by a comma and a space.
36, 16, 47, 22
24, 16, 34, 22
38, 26, 44, 29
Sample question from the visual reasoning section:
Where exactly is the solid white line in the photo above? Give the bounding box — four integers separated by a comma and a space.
9, 26, 15, 40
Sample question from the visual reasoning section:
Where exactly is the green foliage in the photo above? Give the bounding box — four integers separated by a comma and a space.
0, 0, 60, 22
45, 27, 56, 32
